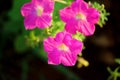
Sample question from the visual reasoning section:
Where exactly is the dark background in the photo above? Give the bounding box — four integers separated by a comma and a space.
0, 0, 120, 80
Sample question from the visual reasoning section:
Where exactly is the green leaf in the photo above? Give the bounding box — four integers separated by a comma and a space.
8, 0, 30, 20
14, 35, 28, 53
92, 2, 110, 28
115, 58, 120, 64
3, 20, 24, 34
53, 2, 66, 21
73, 31, 86, 42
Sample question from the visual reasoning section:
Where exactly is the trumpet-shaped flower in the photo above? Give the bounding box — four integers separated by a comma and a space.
44, 31, 83, 66
21, 0, 54, 30
60, 0, 100, 36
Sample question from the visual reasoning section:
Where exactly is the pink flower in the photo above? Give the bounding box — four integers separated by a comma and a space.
43, 31, 83, 66
21, 0, 54, 30
60, 0, 100, 36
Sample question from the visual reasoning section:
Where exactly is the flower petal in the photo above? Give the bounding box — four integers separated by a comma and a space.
78, 21, 95, 36
87, 8, 100, 24
63, 33, 72, 46
21, 2, 34, 17
60, 7, 75, 22
81, 1, 88, 11
32, 0, 54, 13
54, 32, 65, 43
24, 15, 36, 30
44, 37, 58, 52
69, 39, 83, 55
71, 1, 80, 13
71, 0, 85, 13
43, 0, 54, 13
65, 19, 77, 34
36, 14, 52, 28
61, 51, 77, 66
48, 49, 61, 65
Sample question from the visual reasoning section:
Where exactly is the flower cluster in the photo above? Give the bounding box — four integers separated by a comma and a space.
21, 0, 100, 66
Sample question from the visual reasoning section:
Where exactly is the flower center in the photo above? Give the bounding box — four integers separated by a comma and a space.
76, 13, 86, 20
58, 43, 69, 51
36, 6, 43, 16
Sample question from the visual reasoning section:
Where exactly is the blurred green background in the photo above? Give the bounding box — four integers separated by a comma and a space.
0, 0, 120, 80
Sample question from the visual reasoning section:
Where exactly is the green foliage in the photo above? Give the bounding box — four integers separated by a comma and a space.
92, 2, 110, 27
14, 35, 28, 52
3, 20, 24, 34
9, 0, 30, 21
115, 58, 120, 64
25, 30, 42, 47
107, 58, 120, 80
73, 31, 86, 42
107, 67, 120, 80
0, 0, 111, 79
21, 60, 29, 80
49, 2, 66, 36
53, 2, 66, 21
3, 0, 31, 52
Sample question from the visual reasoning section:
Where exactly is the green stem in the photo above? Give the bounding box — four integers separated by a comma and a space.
54, 0, 67, 4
